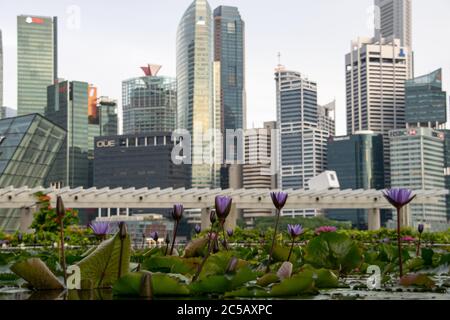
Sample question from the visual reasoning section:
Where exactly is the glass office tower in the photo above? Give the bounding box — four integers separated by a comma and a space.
122, 66, 176, 134
17, 15, 57, 116
177, 0, 218, 188
98, 96, 118, 136
327, 132, 385, 228
0, 29, 3, 110
45, 80, 90, 188
405, 68, 447, 128
0, 114, 66, 231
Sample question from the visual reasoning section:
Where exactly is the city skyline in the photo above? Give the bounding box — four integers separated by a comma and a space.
0, 0, 449, 135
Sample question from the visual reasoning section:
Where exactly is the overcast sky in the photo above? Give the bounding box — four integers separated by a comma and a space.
1, 0, 449, 135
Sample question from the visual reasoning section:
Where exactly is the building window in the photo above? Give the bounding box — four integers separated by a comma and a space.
119, 139, 127, 147
227, 22, 236, 33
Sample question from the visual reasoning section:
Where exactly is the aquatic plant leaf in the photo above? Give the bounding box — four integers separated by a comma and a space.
400, 273, 436, 289
304, 232, 362, 273
230, 266, 257, 289
76, 230, 131, 289
152, 273, 190, 296
404, 257, 424, 272
183, 238, 209, 258
256, 273, 279, 287
10, 258, 64, 290
313, 268, 339, 288
112, 271, 153, 297
142, 256, 199, 275
224, 286, 269, 298
190, 275, 230, 294
270, 271, 317, 296
421, 248, 434, 266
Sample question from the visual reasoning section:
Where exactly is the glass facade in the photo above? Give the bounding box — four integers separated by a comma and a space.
405, 69, 447, 126
177, 0, 218, 188
213, 6, 245, 132
327, 132, 385, 228
390, 128, 447, 231
98, 97, 118, 136
122, 76, 176, 134
45, 81, 92, 188
0, 114, 66, 231
17, 15, 57, 116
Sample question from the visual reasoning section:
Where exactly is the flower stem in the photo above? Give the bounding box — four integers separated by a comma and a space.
221, 221, 229, 251
397, 208, 403, 278
266, 209, 281, 273
59, 220, 67, 286
170, 220, 179, 256
416, 234, 422, 257
287, 238, 295, 262
193, 232, 215, 282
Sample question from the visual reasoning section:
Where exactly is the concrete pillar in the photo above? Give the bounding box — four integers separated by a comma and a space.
98, 208, 102, 218
126, 208, 130, 216
224, 203, 238, 231
107, 208, 111, 217
368, 208, 381, 231
117, 208, 120, 216
201, 208, 211, 231
400, 205, 412, 228
19, 207, 34, 233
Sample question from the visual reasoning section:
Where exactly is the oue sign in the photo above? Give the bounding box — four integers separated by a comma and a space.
96, 140, 116, 148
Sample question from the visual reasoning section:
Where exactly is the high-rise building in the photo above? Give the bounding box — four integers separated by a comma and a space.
213, 6, 246, 133
242, 121, 277, 225
122, 65, 176, 134
88, 85, 98, 124
45, 80, 92, 188
442, 129, 450, 223
177, 0, 219, 188
405, 69, 447, 128
390, 127, 447, 231
276, 65, 330, 216
375, 0, 412, 48
98, 96, 118, 136
17, 15, 57, 116
0, 29, 3, 109
346, 37, 409, 186
327, 132, 385, 228
318, 100, 336, 137
1, 107, 17, 119
0, 114, 66, 232
375, 0, 413, 78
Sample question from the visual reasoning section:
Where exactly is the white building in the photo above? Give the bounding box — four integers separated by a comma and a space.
346, 37, 409, 186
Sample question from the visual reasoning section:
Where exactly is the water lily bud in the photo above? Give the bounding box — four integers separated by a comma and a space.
165, 233, 171, 245
226, 257, 238, 273
172, 204, 184, 221
118, 222, 128, 240
210, 210, 217, 224
418, 224, 424, 234
227, 229, 233, 237
212, 238, 220, 254
151, 231, 158, 242
56, 196, 65, 221
194, 225, 201, 234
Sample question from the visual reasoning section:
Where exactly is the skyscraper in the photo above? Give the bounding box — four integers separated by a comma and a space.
327, 132, 385, 228
17, 15, 57, 116
213, 6, 246, 133
346, 37, 409, 186
318, 100, 336, 137
276, 65, 330, 216
122, 65, 176, 134
405, 69, 447, 128
98, 96, 118, 136
390, 127, 447, 231
375, 0, 413, 78
45, 80, 91, 188
177, 0, 219, 188
243, 121, 277, 226
0, 29, 3, 109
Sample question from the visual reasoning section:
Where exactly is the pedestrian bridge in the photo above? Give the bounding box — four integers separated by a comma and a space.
0, 186, 447, 231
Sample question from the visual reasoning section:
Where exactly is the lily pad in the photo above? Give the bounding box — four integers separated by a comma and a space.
10, 258, 64, 290
184, 238, 209, 258
256, 273, 279, 287
270, 271, 317, 296
76, 228, 131, 289
142, 256, 200, 275
400, 273, 436, 289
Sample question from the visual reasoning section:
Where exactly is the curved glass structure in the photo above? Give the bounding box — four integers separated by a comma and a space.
177, 0, 217, 188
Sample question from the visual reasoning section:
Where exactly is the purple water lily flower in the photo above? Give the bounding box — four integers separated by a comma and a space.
418, 224, 424, 234
172, 204, 184, 221
151, 231, 159, 241
315, 226, 337, 235
270, 191, 288, 210
215, 196, 232, 221
90, 221, 110, 236
194, 225, 201, 234
227, 229, 234, 237
287, 224, 304, 238
382, 189, 416, 210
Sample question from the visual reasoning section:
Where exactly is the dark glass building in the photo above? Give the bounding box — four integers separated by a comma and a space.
93, 133, 189, 189
327, 131, 385, 229
45, 80, 94, 188
98, 96, 118, 136
0, 114, 66, 231
214, 6, 245, 132
17, 15, 57, 116
405, 69, 447, 127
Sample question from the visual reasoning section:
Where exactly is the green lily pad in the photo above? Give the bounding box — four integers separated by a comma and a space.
10, 258, 64, 290
76, 229, 131, 289
400, 273, 436, 289
142, 256, 200, 275
269, 271, 317, 296
256, 273, 279, 287
184, 238, 209, 258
